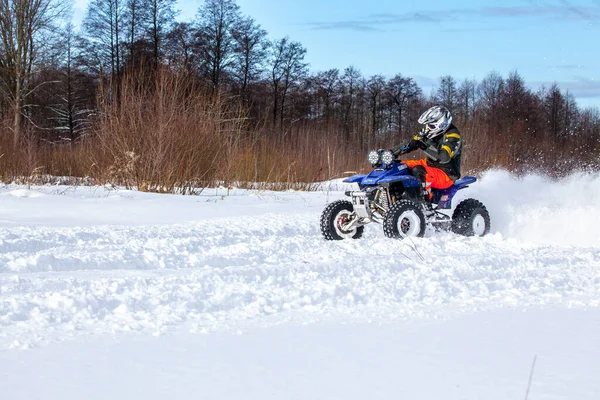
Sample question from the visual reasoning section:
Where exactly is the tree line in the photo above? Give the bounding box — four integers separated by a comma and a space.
1, 0, 598, 189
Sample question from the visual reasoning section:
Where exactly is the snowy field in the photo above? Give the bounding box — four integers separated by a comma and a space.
1, 170, 599, 399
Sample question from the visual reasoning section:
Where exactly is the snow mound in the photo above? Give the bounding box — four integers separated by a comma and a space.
5, 189, 45, 198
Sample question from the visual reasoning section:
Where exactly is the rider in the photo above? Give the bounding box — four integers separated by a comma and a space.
392, 105, 462, 199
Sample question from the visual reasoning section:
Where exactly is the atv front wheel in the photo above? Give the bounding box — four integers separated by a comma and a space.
320, 200, 364, 240
451, 199, 491, 237
383, 199, 426, 239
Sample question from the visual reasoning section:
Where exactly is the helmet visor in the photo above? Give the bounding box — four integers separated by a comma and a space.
425, 123, 437, 133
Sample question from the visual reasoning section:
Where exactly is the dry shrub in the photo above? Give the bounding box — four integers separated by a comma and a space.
89, 69, 243, 194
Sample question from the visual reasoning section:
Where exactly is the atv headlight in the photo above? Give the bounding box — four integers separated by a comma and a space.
367, 150, 380, 165
381, 150, 394, 165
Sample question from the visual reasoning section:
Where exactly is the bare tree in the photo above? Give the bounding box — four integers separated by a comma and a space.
564, 91, 579, 138
164, 22, 198, 72
367, 75, 385, 136
544, 84, 567, 141
0, 0, 67, 143
147, 0, 177, 68
81, 0, 126, 80
231, 16, 268, 97
314, 69, 339, 124
477, 71, 504, 123
436, 75, 458, 110
340, 66, 361, 136
196, 0, 241, 89
457, 78, 477, 120
124, 0, 149, 66
47, 23, 92, 141
386, 74, 421, 136
269, 37, 308, 126
503, 71, 528, 122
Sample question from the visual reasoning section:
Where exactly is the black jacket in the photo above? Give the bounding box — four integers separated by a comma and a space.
402, 124, 463, 181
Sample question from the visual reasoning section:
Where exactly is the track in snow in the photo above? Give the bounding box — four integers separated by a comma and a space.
2, 211, 600, 349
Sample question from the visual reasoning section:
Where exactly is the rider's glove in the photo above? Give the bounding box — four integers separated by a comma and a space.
407, 138, 427, 151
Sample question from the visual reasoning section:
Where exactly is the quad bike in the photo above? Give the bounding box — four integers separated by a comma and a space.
320, 149, 491, 240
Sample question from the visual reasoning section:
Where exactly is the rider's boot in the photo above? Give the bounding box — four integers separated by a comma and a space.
411, 165, 432, 201
422, 182, 432, 201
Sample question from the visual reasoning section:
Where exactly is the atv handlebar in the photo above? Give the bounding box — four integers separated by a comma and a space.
394, 146, 410, 157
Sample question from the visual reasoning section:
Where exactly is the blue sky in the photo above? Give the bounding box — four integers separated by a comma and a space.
74, 0, 600, 107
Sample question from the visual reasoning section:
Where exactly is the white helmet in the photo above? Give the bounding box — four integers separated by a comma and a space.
418, 105, 452, 139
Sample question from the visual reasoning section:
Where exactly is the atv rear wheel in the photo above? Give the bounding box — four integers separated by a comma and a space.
451, 199, 491, 237
320, 200, 364, 240
383, 199, 426, 239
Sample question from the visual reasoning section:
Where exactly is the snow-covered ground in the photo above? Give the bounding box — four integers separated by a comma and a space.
1, 170, 599, 399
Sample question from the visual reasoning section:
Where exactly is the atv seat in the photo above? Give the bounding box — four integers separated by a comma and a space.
432, 176, 477, 209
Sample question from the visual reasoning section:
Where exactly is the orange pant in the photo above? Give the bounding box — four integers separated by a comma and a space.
404, 159, 454, 190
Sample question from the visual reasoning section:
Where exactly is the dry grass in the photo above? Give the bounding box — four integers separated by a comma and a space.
1, 69, 598, 191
